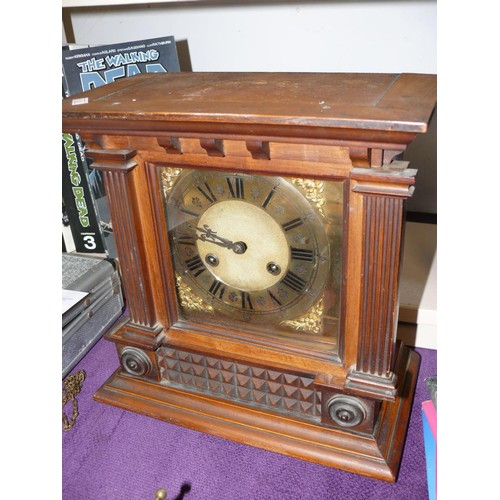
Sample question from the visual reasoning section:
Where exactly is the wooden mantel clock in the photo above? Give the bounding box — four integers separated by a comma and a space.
62, 72, 436, 481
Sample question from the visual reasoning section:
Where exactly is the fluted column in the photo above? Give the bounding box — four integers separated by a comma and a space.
345, 162, 416, 401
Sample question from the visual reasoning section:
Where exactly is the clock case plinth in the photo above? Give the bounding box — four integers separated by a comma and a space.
62, 72, 436, 482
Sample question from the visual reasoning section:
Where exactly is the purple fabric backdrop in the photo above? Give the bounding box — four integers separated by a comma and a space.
62, 338, 436, 500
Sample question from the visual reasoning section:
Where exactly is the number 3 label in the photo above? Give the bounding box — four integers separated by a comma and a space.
83, 235, 97, 250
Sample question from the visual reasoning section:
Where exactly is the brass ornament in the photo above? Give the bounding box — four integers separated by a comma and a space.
282, 298, 324, 334
160, 167, 183, 197
292, 178, 326, 217
176, 273, 214, 314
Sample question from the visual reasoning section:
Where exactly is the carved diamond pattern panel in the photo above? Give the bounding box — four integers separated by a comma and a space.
158, 347, 321, 421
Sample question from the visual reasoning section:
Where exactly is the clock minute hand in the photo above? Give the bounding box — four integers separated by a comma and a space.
195, 225, 248, 255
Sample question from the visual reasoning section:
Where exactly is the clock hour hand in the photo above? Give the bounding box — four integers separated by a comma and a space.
196, 224, 233, 248
195, 224, 247, 255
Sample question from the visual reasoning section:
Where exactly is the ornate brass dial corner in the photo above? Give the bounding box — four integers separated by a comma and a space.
175, 273, 214, 314
160, 167, 183, 198
291, 178, 326, 218
281, 297, 324, 335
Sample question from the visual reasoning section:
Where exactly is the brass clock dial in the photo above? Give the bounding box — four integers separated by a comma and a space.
166, 170, 330, 323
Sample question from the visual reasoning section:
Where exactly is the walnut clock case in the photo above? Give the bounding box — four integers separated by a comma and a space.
62, 73, 436, 481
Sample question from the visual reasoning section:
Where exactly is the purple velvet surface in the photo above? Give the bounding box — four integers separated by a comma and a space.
62, 338, 436, 500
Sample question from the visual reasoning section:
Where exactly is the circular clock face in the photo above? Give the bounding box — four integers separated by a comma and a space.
167, 170, 330, 323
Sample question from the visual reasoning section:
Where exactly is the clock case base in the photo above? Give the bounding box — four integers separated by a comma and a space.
94, 341, 419, 482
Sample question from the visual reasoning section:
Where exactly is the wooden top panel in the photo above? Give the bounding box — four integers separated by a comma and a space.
62, 72, 436, 135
